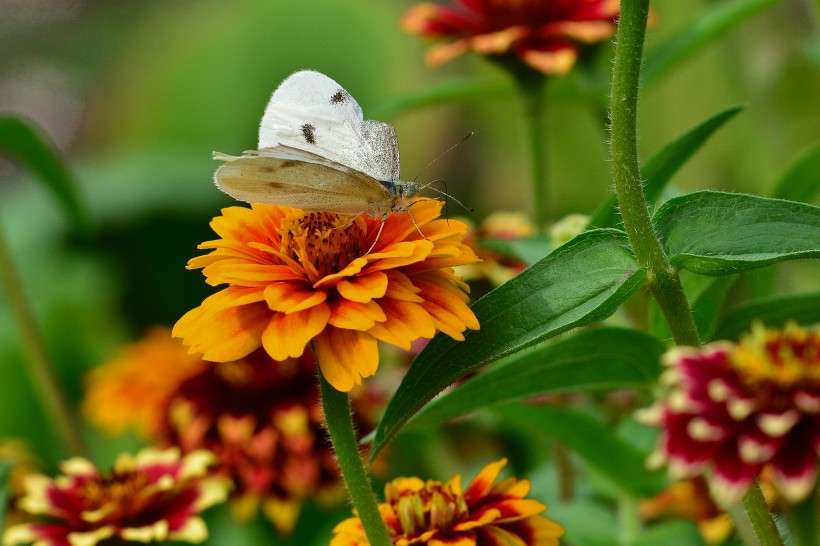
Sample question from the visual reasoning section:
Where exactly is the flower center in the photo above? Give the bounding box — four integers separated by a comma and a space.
387, 480, 469, 539
278, 212, 368, 278
78, 470, 152, 517
730, 324, 820, 388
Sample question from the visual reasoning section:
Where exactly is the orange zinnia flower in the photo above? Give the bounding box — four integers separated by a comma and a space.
332, 459, 564, 545
402, 0, 620, 75
83, 327, 207, 437
174, 199, 479, 392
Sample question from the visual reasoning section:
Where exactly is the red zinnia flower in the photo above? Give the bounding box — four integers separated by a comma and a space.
638, 322, 820, 504
157, 349, 381, 534
402, 0, 620, 75
331, 459, 564, 545
3, 448, 230, 546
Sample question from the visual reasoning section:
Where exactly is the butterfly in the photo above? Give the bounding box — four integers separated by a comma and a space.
213, 70, 418, 217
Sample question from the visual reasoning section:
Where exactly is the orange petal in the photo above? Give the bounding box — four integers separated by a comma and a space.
261, 304, 330, 360
521, 47, 577, 75
264, 282, 328, 314
200, 286, 266, 311
173, 302, 269, 362
313, 257, 368, 290
427, 39, 471, 66
337, 271, 388, 303
366, 240, 434, 272
329, 300, 386, 331
384, 270, 424, 303
466, 459, 507, 500
202, 263, 303, 286
313, 329, 379, 392
470, 26, 527, 54
416, 278, 480, 340
367, 300, 436, 350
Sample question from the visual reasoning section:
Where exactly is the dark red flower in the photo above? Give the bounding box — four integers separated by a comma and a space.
402, 0, 620, 75
639, 322, 820, 505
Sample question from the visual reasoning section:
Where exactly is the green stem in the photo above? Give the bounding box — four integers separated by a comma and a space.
788, 486, 819, 546
512, 71, 551, 228
318, 370, 392, 546
741, 482, 784, 546
617, 494, 640, 545
610, 3, 784, 545
0, 218, 89, 458
609, 0, 699, 347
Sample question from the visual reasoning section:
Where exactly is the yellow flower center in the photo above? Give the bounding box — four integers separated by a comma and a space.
278, 211, 368, 278
386, 479, 469, 539
730, 323, 820, 388
79, 470, 152, 515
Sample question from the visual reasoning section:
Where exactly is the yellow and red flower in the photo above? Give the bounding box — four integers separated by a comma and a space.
157, 349, 380, 534
401, 0, 620, 75
331, 459, 564, 545
173, 199, 479, 392
3, 448, 230, 546
639, 477, 733, 545
83, 327, 207, 437
638, 322, 820, 505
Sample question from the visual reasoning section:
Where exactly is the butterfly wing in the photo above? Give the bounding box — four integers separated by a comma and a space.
258, 70, 400, 184
213, 147, 395, 216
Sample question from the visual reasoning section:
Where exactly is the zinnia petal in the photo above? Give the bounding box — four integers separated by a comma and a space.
262, 305, 331, 360
314, 328, 379, 392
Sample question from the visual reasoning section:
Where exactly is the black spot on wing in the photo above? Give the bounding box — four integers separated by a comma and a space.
301, 123, 317, 144
329, 89, 348, 104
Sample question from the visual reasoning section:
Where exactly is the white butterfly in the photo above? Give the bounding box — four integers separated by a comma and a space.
213, 70, 418, 217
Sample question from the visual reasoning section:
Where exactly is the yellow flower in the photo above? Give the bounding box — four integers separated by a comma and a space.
331, 459, 564, 545
82, 327, 207, 437
174, 199, 479, 392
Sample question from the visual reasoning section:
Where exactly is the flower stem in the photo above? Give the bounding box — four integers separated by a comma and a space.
318, 370, 392, 546
741, 482, 785, 546
0, 218, 89, 458
611, 2, 785, 545
512, 70, 551, 228
609, 0, 698, 348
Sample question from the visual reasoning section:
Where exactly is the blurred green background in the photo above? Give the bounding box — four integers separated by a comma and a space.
1, 0, 819, 542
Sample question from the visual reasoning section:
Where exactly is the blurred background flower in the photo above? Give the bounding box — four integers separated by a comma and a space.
3, 447, 229, 546
83, 328, 385, 535
401, 0, 620, 75
639, 322, 820, 505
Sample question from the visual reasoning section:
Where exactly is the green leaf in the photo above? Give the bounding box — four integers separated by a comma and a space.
633, 521, 705, 546
492, 404, 666, 496
642, 0, 782, 85
713, 291, 820, 340
0, 116, 89, 234
653, 191, 820, 275
546, 499, 619, 546
0, 461, 12, 537
587, 106, 744, 229
371, 229, 646, 459
691, 275, 738, 340
408, 328, 664, 429
480, 234, 552, 265
772, 142, 820, 204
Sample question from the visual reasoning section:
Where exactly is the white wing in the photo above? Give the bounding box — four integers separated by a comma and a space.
258, 70, 400, 183
213, 147, 397, 216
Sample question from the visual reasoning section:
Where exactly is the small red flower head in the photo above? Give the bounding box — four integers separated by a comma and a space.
639, 323, 820, 504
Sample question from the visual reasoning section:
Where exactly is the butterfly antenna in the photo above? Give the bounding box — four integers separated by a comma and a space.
412, 132, 474, 183
421, 179, 474, 213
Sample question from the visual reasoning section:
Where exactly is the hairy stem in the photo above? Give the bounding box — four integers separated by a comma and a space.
318, 370, 391, 546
